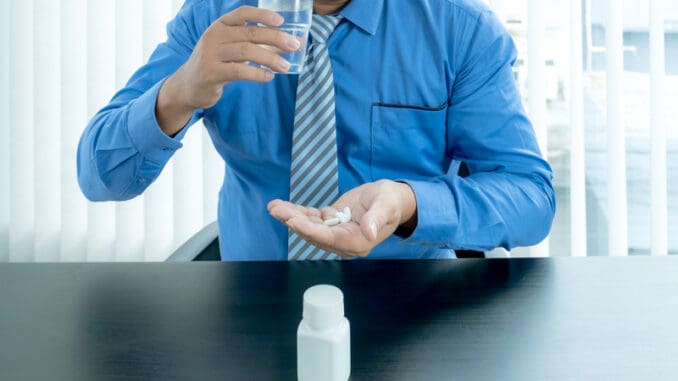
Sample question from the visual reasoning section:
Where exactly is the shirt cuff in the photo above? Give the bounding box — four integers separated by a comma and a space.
397, 179, 459, 248
126, 79, 190, 164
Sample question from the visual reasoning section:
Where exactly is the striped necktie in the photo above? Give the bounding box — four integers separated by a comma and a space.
288, 14, 343, 261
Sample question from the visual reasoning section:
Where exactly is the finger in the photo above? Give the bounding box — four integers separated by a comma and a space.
306, 207, 323, 219
217, 43, 290, 73
296, 205, 324, 222
219, 6, 284, 28
361, 217, 379, 241
286, 202, 321, 217
269, 201, 306, 223
359, 199, 392, 241
269, 200, 322, 221
335, 252, 356, 260
225, 26, 301, 52
320, 206, 340, 220
287, 216, 336, 247
309, 215, 324, 224
267, 199, 284, 212
291, 219, 369, 258
215, 62, 275, 83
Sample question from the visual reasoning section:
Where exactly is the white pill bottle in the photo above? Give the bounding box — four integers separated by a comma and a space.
297, 285, 351, 381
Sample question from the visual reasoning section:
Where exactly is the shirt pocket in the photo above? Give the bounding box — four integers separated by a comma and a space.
370, 103, 448, 181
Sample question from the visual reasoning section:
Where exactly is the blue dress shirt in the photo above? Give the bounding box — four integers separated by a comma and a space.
77, 0, 556, 260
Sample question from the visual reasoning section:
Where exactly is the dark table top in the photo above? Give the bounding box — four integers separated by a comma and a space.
1, 257, 677, 380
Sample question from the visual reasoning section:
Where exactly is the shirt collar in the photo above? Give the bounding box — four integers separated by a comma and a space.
338, 0, 384, 35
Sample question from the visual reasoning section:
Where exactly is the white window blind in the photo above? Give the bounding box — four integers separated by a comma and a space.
605, 0, 629, 256
527, 0, 550, 257
569, 0, 588, 257
2, 0, 222, 262
650, 0, 668, 256
1, 0, 675, 261
488, 0, 675, 257
8, 0, 35, 261
1, 0, 10, 261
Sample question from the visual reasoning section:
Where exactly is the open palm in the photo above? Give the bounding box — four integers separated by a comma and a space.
268, 180, 416, 258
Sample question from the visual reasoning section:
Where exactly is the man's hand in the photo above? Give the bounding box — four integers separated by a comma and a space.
268, 180, 418, 259
156, 6, 302, 136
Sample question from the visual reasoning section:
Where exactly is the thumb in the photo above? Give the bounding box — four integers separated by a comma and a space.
359, 200, 389, 241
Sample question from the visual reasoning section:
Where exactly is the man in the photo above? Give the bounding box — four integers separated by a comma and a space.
77, 0, 556, 261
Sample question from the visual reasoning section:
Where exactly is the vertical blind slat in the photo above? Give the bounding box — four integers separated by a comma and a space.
203, 129, 223, 226
173, 129, 205, 248
605, 0, 629, 256
169, 0, 205, 247
185, 0, 221, 232
528, 0, 548, 154
0, 0, 10, 260
142, 0, 176, 261
86, 0, 117, 261
649, 0, 668, 256
114, 0, 146, 262
34, 0, 62, 262
570, 0, 588, 257
527, 0, 550, 257
9, 0, 36, 262
60, 0, 88, 262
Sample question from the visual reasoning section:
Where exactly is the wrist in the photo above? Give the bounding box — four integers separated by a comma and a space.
156, 71, 195, 137
395, 181, 417, 229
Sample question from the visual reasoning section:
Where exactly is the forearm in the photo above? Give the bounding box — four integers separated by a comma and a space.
156, 68, 195, 137
77, 82, 186, 202
77, 108, 145, 202
455, 171, 555, 249
400, 170, 555, 251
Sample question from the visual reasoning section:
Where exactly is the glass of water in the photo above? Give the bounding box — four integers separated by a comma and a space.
258, 0, 312, 74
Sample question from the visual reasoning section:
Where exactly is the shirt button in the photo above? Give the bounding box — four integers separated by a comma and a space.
161, 147, 171, 151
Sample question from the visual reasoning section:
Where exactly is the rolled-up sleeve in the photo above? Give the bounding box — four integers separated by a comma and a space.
400, 9, 556, 252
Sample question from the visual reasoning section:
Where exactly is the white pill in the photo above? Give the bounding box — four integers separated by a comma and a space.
342, 207, 352, 221
337, 212, 350, 224
324, 218, 340, 226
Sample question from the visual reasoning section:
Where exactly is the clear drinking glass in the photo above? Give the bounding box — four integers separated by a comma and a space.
258, 0, 312, 74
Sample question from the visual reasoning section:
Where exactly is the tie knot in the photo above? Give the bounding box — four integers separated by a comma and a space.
310, 14, 342, 44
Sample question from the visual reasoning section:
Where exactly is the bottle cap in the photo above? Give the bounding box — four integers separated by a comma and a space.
303, 285, 344, 330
